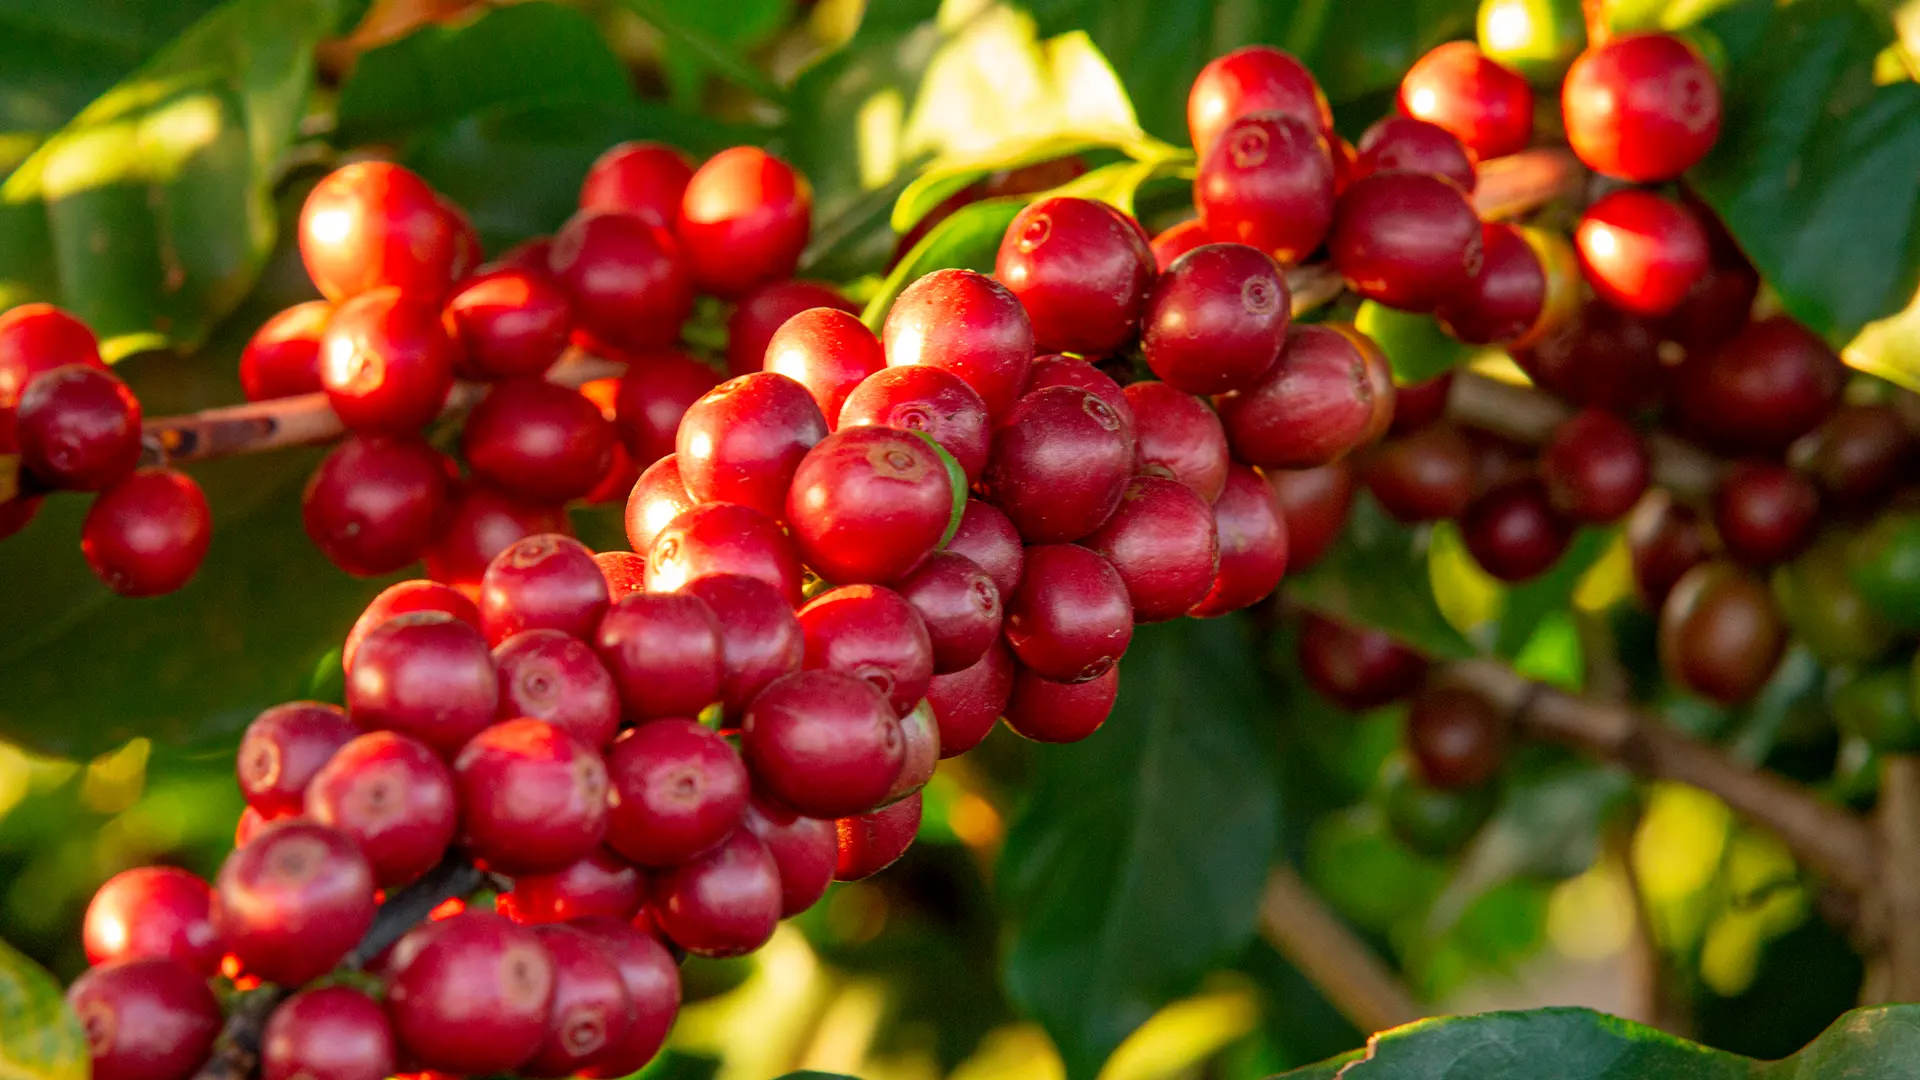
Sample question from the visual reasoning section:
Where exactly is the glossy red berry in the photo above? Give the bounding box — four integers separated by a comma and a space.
1217, 324, 1388, 469
1671, 317, 1845, 453
1004, 663, 1120, 744
568, 918, 679, 1078
996, 197, 1155, 355
1083, 476, 1219, 622
613, 351, 722, 469
1297, 613, 1428, 710
261, 986, 396, 1080
425, 484, 570, 593
676, 372, 827, 517
945, 500, 1023, 600
927, 640, 1014, 756
985, 386, 1134, 543
1023, 354, 1135, 427
1539, 408, 1650, 523
444, 269, 572, 379
648, 827, 782, 957
347, 611, 498, 753
594, 591, 725, 720
1563, 32, 1721, 182
682, 574, 804, 717
1406, 686, 1510, 788
882, 268, 1034, 419
1462, 478, 1574, 582
1142, 243, 1288, 395
786, 426, 953, 584
1005, 544, 1133, 682
1191, 463, 1290, 616
834, 792, 923, 881
763, 307, 886, 423
237, 701, 357, 818
1627, 493, 1709, 607
624, 454, 697, 554
743, 798, 837, 916
1713, 462, 1818, 566
1188, 46, 1332, 159
464, 380, 615, 503
493, 629, 620, 748
500, 849, 643, 924
1268, 461, 1352, 571
594, 551, 647, 601
882, 703, 939, 796
836, 365, 991, 484
454, 718, 609, 874
305, 731, 458, 887
1436, 222, 1547, 344
384, 911, 556, 1073
1574, 190, 1709, 316
1362, 424, 1475, 523
677, 148, 811, 298
1196, 113, 1336, 264
16, 364, 140, 490
1126, 381, 1230, 503
522, 925, 631, 1078
725, 279, 858, 377
549, 209, 694, 352
1330, 172, 1483, 311
742, 670, 905, 818
1399, 42, 1534, 160
579, 141, 695, 225
299, 162, 461, 302
798, 585, 934, 716
319, 288, 456, 430
343, 580, 480, 672
894, 552, 1002, 673
1660, 562, 1785, 704
68, 958, 221, 1080
1150, 218, 1211, 271
604, 718, 748, 867
83, 867, 221, 975
479, 534, 609, 645
0, 303, 104, 413
303, 433, 449, 576
1511, 299, 1666, 412
82, 468, 212, 597
1354, 116, 1477, 190
1806, 404, 1917, 511
643, 501, 804, 606
213, 819, 376, 985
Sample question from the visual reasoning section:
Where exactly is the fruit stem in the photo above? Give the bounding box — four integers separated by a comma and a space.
1258, 863, 1425, 1034
1471, 148, 1587, 221
1874, 756, 1920, 1000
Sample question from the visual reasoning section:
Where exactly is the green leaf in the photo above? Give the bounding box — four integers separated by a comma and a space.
0, 937, 86, 1080
1287, 494, 1479, 661
0, 0, 335, 358
999, 617, 1280, 1080
860, 198, 1023, 331
614, 0, 792, 107
335, 3, 632, 147
1354, 303, 1473, 385
1277, 1003, 1920, 1079
892, 131, 1184, 234
1492, 527, 1617, 657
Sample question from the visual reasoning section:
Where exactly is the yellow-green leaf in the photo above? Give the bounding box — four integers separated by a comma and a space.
0, 939, 88, 1080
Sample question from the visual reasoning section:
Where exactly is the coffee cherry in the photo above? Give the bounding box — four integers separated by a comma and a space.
1625, 493, 1708, 607
764, 307, 886, 423
677, 147, 811, 298
384, 911, 556, 1073
1847, 514, 1920, 631
743, 798, 837, 916
425, 484, 570, 593
1406, 686, 1509, 788
1804, 403, 1916, 512
1195, 113, 1336, 264
648, 827, 782, 957
0, 304, 104, 412
463, 380, 614, 502
479, 534, 609, 645
837, 365, 992, 484
894, 552, 1002, 673
786, 426, 954, 584
1776, 534, 1897, 666
345, 581, 480, 671
1298, 613, 1429, 710
622, 459, 693, 558
594, 552, 647, 601
1080, 476, 1219, 622
303, 433, 449, 576
1399, 41, 1534, 159
1218, 327, 1378, 472
1462, 477, 1573, 582
580, 141, 695, 225
1268, 461, 1354, 572
1714, 462, 1819, 566
1539, 408, 1649, 523
945, 500, 1024, 599
1671, 317, 1845, 453
68, 958, 221, 1080
607, 354, 718, 472
883, 268, 1034, 419
568, 918, 680, 1078
927, 640, 1014, 756
214, 819, 376, 984
682, 574, 804, 716
237, 701, 357, 818
1661, 562, 1785, 704
1024, 355, 1135, 427
725, 279, 859, 377
1437, 222, 1547, 344
500, 849, 643, 924
985, 385, 1134, 543
0, 496, 42, 542
1382, 754, 1497, 856
884, 698, 940, 802
1191, 463, 1290, 616
261, 986, 395, 1080
454, 718, 609, 874
1834, 666, 1920, 753
1003, 663, 1119, 743
16, 365, 140, 490
834, 793, 923, 881
604, 719, 748, 867
83, 867, 222, 975
305, 731, 458, 887
1563, 32, 1721, 181
1574, 190, 1709, 316
1354, 116, 1477, 190
1330, 172, 1483, 311
444, 269, 572, 379
1141, 244, 1288, 395
1005, 544, 1133, 682
676, 372, 827, 517
1188, 46, 1332, 159
1362, 424, 1475, 523
549, 209, 694, 353
322, 288, 458, 430
1150, 219, 1211, 271
233, 807, 281, 848
299, 163, 461, 302
644, 501, 805, 606
347, 611, 497, 753
743, 670, 905, 818
520, 926, 631, 1078
1511, 299, 1666, 412
82, 468, 212, 597
798, 585, 935, 716
592, 591, 725, 720
1658, 253, 1760, 353
996, 197, 1155, 355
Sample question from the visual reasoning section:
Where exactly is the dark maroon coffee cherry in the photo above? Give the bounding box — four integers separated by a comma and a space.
1005, 544, 1134, 682
594, 591, 726, 721
549, 209, 694, 352
742, 670, 905, 818
985, 385, 1134, 543
743, 797, 837, 916
68, 958, 221, 1080
676, 372, 828, 518
1023, 354, 1135, 430
648, 827, 783, 956
1539, 408, 1649, 523
343, 579, 481, 673
603, 718, 748, 867
305, 731, 458, 887
1803, 403, 1916, 512
463, 379, 616, 503
424, 483, 570, 593
682, 573, 804, 716
882, 268, 1035, 419
493, 629, 621, 748
894, 551, 1003, 672
236, 701, 356, 818
1511, 298, 1665, 412
1406, 686, 1509, 789
1437, 223, 1548, 344
1125, 380, 1230, 503
1670, 317, 1845, 453
624, 453, 698, 555
569, 917, 680, 1078
786, 426, 954, 585
1353, 116, 1476, 190
302, 433, 449, 577
837, 364, 992, 485
798, 585, 935, 716
1188, 45, 1332, 158
261, 986, 396, 1080
1217, 323, 1389, 469
834, 792, 923, 881
927, 639, 1015, 757
1712, 462, 1818, 567
1268, 461, 1353, 572
1389, 372, 1454, 434
1329, 172, 1483, 311
83, 867, 221, 975
945, 500, 1024, 600
884, 697, 941, 803
319, 288, 457, 431
213, 819, 376, 985
479, 534, 610, 645
1461, 478, 1574, 582
1627, 493, 1709, 607
443, 268, 572, 380
1660, 561, 1786, 704
1361, 424, 1475, 523
644, 501, 805, 607
997, 196, 1156, 356
453, 718, 610, 874
1297, 613, 1429, 710
500, 848, 643, 924
347, 611, 499, 755
1191, 462, 1291, 616
521, 925, 632, 1078
613, 350, 722, 468
1003, 663, 1119, 743
1142, 243, 1288, 395
15, 364, 141, 490
81, 468, 212, 597
764, 307, 887, 423
1196, 112, 1337, 264
384, 911, 557, 1073
725, 279, 859, 377
1083, 476, 1219, 622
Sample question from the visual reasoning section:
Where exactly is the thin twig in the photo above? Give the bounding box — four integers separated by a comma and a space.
1876, 756, 1920, 1001
1258, 864, 1425, 1034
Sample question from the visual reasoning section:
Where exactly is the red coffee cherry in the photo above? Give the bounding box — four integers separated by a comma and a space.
1151, 218, 1211, 271
522, 925, 631, 1078
594, 591, 726, 720
1268, 461, 1353, 572
1191, 462, 1290, 616
644, 501, 805, 606
303, 433, 449, 576
83, 867, 222, 975
499, 849, 643, 924
347, 611, 499, 754
742, 670, 905, 818
885, 697, 940, 802
425, 484, 570, 594
384, 911, 557, 1073
1660, 562, 1785, 704
1003, 663, 1120, 744
986, 385, 1135, 543
1539, 408, 1650, 523
1084, 476, 1219, 622
1188, 45, 1332, 159
1406, 685, 1510, 788
343, 580, 480, 672
1398, 41, 1534, 160
882, 268, 1035, 419
764, 307, 886, 424
1142, 243, 1288, 395
1024, 354, 1135, 427
1436, 222, 1547, 344
837, 364, 991, 485
798, 585, 935, 716
493, 629, 621, 748
443, 269, 572, 379
683, 573, 804, 717
1195, 113, 1336, 264
1805, 404, 1917, 512
299, 162, 461, 302
594, 551, 648, 601
1126, 381, 1230, 502
568, 918, 680, 1078
305, 731, 458, 888
927, 639, 1014, 756
1627, 493, 1709, 607
1461, 477, 1574, 582
894, 552, 1002, 673
743, 798, 837, 916
454, 718, 609, 874
1563, 32, 1721, 182
1217, 323, 1388, 469
1330, 172, 1483, 311
834, 792, 924, 881
463, 380, 615, 503
579, 141, 695, 225
0, 303, 104, 412
945, 500, 1024, 600
1574, 190, 1709, 316
676, 372, 828, 517
261, 986, 396, 1080
624, 454, 697, 554
549, 209, 694, 352
1713, 462, 1819, 567
233, 807, 281, 849
1671, 317, 1845, 453
67, 958, 221, 1080
611, 352, 721, 472
1361, 424, 1476, 523
1005, 544, 1133, 682
1511, 298, 1667, 413
792, 428, 954, 585
237, 701, 357, 818
213, 819, 376, 985
996, 197, 1155, 356
1353, 116, 1477, 190
725, 279, 858, 377
1653, 197, 1758, 349
604, 718, 748, 867
647, 827, 783, 957
677, 147, 812, 298
1297, 613, 1429, 710
15, 365, 139, 490
479, 534, 609, 645
319, 288, 456, 430
81, 468, 212, 597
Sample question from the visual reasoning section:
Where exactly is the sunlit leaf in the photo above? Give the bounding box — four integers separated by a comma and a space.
0, 938, 87, 1080
1288, 495, 1479, 661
